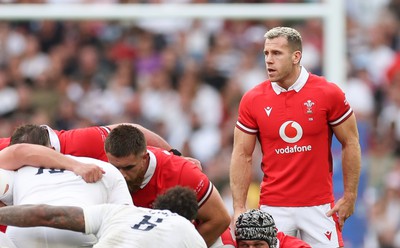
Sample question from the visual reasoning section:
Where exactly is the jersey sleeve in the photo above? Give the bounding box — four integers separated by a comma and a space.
178, 161, 213, 208
83, 205, 107, 235
325, 83, 353, 126
237, 90, 259, 134
0, 138, 10, 151
100, 162, 133, 205
84, 204, 128, 239
0, 231, 15, 246
60, 126, 110, 162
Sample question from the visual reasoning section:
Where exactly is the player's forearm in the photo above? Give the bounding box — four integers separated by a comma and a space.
196, 191, 231, 247
0, 144, 66, 170
230, 129, 256, 211
0, 145, 103, 183
10, 144, 82, 172
0, 204, 85, 232
197, 219, 229, 247
341, 141, 361, 201
230, 154, 252, 211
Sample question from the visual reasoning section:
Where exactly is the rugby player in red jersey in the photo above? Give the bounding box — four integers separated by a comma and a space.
230, 26, 361, 247
104, 125, 235, 248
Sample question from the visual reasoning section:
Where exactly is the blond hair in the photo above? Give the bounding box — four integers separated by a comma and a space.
264, 26, 302, 52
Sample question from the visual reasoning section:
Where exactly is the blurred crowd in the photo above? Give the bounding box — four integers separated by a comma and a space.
0, 0, 399, 247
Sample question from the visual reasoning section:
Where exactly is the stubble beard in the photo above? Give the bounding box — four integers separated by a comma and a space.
127, 176, 144, 194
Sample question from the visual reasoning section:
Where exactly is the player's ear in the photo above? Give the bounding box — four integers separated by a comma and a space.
292, 50, 302, 65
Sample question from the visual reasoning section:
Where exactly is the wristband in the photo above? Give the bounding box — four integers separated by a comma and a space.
169, 148, 182, 156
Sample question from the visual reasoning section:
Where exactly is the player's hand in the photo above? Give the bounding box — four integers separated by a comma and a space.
183, 157, 203, 171
326, 196, 356, 231
73, 163, 105, 183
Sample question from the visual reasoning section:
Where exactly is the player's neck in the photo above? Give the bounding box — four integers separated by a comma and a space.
278, 65, 301, 90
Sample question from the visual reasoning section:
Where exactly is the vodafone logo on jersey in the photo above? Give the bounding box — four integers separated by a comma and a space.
279, 121, 303, 143
275, 121, 312, 154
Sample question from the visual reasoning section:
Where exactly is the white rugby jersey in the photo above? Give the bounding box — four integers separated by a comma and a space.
0, 231, 16, 248
7, 155, 132, 248
84, 204, 207, 248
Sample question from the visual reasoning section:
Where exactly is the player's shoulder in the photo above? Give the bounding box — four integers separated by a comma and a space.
307, 74, 342, 90
150, 147, 200, 170
59, 125, 110, 136
306, 74, 345, 98
147, 146, 168, 154
66, 155, 115, 171
242, 80, 271, 98
148, 147, 204, 181
148, 146, 187, 165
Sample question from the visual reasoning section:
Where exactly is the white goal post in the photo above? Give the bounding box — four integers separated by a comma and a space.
0, 0, 345, 87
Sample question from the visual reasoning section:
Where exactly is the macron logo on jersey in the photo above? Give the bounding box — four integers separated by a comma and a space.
324, 231, 332, 240
275, 121, 312, 154
264, 107, 272, 116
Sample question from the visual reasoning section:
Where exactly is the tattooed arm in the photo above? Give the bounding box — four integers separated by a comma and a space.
0, 204, 85, 232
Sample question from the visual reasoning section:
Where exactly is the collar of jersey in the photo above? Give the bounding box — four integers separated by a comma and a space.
271, 66, 309, 95
41, 125, 61, 152
140, 149, 156, 189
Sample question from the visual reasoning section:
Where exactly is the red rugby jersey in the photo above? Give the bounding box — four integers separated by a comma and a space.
237, 70, 352, 207
132, 146, 235, 246
44, 125, 110, 162
132, 146, 212, 208
0, 138, 10, 150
